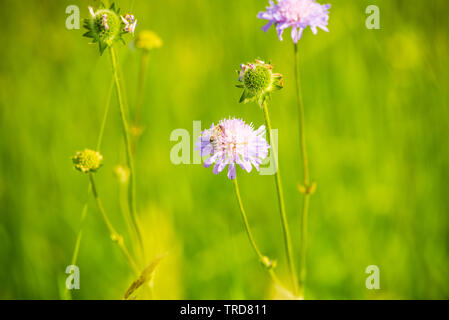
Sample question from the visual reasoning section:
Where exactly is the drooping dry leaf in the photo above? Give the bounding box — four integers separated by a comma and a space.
124, 253, 167, 300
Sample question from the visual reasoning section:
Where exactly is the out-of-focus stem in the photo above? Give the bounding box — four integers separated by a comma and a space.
132, 50, 150, 153
89, 173, 139, 276
64, 79, 113, 300
294, 43, 313, 299
109, 46, 144, 263
261, 100, 299, 296
233, 177, 286, 290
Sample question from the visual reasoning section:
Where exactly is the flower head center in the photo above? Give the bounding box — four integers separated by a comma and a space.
243, 65, 272, 94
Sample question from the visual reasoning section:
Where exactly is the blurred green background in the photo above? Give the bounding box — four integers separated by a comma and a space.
0, 0, 448, 299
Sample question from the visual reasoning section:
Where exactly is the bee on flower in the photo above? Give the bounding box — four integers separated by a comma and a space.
196, 118, 270, 180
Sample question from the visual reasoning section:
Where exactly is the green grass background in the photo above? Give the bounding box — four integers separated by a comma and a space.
0, 0, 448, 299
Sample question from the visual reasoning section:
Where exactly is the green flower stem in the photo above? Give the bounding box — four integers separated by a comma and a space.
261, 100, 299, 296
294, 43, 313, 298
132, 50, 150, 152
233, 177, 285, 290
89, 173, 139, 275
118, 181, 137, 254
64, 79, 114, 300
109, 46, 144, 263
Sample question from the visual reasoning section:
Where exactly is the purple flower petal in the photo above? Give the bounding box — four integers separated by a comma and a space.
257, 0, 331, 43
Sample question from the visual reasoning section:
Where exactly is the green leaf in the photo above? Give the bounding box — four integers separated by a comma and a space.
123, 253, 167, 300
83, 31, 94, 38
239, 90, 255, 103
99, 41, 107, 55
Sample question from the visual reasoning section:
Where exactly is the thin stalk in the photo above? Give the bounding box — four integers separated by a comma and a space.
299, 195, 309, 297
132, 50, 150, 153
109, 46, 145, 263
89, 173, 139, 276
64, 78, 114, 300
233, 177, 285, 290
294, 43, 312, 298
118, 181, 136, 254
261, 100, 299, 296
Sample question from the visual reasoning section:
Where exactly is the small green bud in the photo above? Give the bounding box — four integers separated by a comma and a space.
72, 149, 103, 173
237, 60, 283, 106
243, 65, 271, 94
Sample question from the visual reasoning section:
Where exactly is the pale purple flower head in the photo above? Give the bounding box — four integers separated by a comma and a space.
196, 118, 270, 180
121, 14, 137, 34
257, 0, 330, 43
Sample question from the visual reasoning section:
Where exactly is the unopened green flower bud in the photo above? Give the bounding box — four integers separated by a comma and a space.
236, 60, 283, 106
83, 4, 137, 55
243, 65, 271, 94
72, 149, 103, 173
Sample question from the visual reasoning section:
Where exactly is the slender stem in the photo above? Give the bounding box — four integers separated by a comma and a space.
118, 181, 136, 254
64, 202, 88, 299
89, 173, 139, 275
233, 177, 286, 290
109, 46, 145, 263
299, 195, 309, 297
132, 50, 150, 153
64, 79, 114, 300
294, 44, 310, 186
233, 177, 265, 260
294, 43, 312, 298
261, 101, 299, 296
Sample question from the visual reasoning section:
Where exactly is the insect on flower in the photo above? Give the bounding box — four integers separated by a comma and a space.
196, 118, 270, 180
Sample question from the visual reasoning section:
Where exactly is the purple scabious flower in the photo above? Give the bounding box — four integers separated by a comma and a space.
257, 0, 330, 43
196, 118, 270, 180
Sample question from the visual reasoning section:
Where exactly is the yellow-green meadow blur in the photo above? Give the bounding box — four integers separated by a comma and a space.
0, 0, 448, 299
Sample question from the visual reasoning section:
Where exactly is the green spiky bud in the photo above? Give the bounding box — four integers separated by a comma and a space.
83, 3, 136, 55
72, 149, 103, 173
236, 60, 283, 106
243, 65, 271, 94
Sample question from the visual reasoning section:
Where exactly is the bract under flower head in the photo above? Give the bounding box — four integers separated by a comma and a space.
236, 60, 283, 106
195, 118, 270, 180
257, 0, 330, 43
